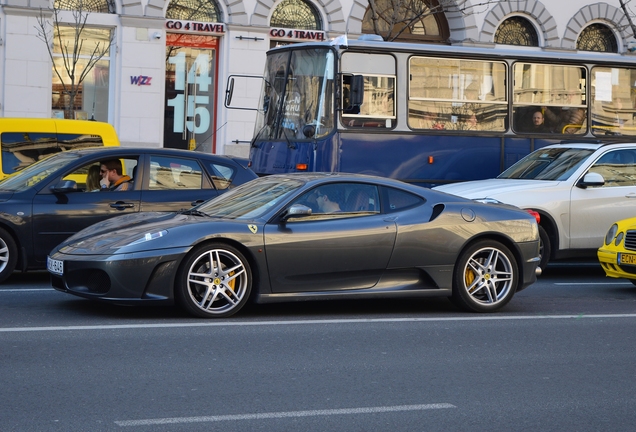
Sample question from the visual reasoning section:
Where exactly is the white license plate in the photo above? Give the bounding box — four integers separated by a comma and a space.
47, 256, 63, 275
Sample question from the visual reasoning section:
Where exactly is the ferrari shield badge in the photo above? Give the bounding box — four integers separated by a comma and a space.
248, 224, 258, 234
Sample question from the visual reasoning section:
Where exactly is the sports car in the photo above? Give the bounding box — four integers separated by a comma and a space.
49, 173, 541, 317
598, 217, 636, 285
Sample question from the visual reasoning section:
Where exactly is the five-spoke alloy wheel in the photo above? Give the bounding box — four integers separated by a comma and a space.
176, 243, 252, 318
451, 240, 518, 312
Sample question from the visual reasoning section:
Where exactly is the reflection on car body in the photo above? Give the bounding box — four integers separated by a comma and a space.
0, 147, 256, 283
48, 173, 541, 318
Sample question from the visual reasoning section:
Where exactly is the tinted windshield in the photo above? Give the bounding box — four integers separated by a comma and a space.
498, 147, 594, 181
0, 152, 81, 192
254, 47, 335, 141
197, 177, 304, 219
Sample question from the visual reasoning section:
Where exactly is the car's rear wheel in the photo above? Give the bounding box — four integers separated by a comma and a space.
0, 227, 17, 284
175, 243, 252, 318
451, 240, 518, 312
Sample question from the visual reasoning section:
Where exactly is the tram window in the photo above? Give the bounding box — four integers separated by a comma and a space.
342, 74, 396, 128
591, 66, 636, 137
512, 63, 587, 135
408, 56, 507, 132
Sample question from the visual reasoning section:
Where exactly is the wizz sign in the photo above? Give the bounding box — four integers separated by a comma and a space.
130, 76, 152, 86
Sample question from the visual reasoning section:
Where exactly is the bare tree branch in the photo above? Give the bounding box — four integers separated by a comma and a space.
36, 0, 113, 119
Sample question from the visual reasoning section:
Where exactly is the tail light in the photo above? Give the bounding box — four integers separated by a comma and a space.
526, 210, 540, 223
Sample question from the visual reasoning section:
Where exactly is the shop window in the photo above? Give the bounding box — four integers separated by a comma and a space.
494, 17, 539, 46
270, 0, 322, 30
577, 24, 618, 53
51, 27, 111, 121
361, 0, 449, 43
166, 0, 221, 22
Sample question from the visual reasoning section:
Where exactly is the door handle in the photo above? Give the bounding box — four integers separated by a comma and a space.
191, 199, 206, 206
110, 201, 135, 210
626, 194, 636, 199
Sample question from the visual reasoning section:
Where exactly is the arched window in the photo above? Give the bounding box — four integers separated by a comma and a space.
166, 0, 221, 22
362, 0, 449, 43
577, 24, 618, 53
494, 17, 539, 46
54, 0, 113, 13
270, 0, 322, 30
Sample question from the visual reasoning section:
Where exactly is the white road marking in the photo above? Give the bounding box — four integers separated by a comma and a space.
114, 403, 456, 426
0, 288, 54, 292
554, 282, 630, 285
2, 314, 636, 333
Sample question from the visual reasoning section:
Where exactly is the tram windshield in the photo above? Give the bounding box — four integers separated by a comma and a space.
254, 47, 335, 141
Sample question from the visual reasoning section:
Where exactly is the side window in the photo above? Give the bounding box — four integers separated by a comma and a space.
591, 66, 636, 137
384, 187, 424, 212
512, 63, 587, 135
409, 57, 507, 132
61, 157, 138, 192
1, 132, 106, 176
341, 52, 396, 129
291, 183, 380, 216
1, 132, 57, 175
206, 162, 235, 190
149, 155, 204, 190
588, 150, 636, 187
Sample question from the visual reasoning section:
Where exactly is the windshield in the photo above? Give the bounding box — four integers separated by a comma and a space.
254, 47, 335, 141
0, 151, 81, 192
498, 147, 594, 181
197, 177, 304, 219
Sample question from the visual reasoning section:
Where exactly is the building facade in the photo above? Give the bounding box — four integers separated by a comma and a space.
0, 0, 633, 158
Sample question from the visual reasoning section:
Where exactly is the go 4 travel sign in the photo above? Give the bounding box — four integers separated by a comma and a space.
164, 21, 223, 153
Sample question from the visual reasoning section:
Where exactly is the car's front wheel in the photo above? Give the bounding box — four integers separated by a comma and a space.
451, 240, 518, 312
175, 243, 252, 318
0, 227, 18, 284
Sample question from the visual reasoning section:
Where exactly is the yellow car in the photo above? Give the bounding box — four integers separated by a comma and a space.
598, 217, 636, 285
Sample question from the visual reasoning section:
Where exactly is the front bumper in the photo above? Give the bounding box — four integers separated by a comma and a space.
597, 247, 636, 280
49, 246, 190, 304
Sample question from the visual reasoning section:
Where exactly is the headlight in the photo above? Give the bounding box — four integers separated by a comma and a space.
128, 230, 168, 246
615, 231, 624, 246
605, 224, 618, 245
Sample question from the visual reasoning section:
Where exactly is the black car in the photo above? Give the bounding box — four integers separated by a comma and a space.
49, 173, 541, 317
0, 147, 256, 282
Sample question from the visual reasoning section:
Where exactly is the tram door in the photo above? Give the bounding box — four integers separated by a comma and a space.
164, 34, 219, 153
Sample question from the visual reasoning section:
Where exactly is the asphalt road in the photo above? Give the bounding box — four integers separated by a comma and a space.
1, 263, 635, 431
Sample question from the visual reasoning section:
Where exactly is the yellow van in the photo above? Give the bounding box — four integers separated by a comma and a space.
0, 118, 120, 179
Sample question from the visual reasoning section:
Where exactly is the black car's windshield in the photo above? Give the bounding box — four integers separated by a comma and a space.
498, 147, 594, 181
0, 152, 81, 192
197, 177, 304, 219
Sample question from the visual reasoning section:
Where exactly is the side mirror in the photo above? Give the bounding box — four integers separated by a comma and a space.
302, 125, 316, 138
225, 77, 235, 106
577, 172, 605, 189
50, 180, 78, 193
281, 204, 312, 222
350, 75, 364, 106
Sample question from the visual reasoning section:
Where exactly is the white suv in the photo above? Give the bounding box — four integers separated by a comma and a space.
434, 143, 636, 269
